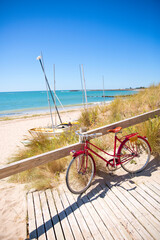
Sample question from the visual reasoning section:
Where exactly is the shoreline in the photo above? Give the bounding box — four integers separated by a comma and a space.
0, 101, 110, 120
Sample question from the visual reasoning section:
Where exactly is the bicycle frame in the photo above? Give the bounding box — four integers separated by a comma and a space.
72, 132, 142, 169
84, 134, 124, 167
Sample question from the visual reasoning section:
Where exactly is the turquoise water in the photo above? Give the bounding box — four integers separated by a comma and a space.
0, 90, 137, 116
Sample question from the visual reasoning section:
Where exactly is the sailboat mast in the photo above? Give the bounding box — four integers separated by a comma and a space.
102, 75, 105, 104
81, 64, 88, 109
41, 53, 54, 130
46, 81, 54, 130
37, 56, 62, 124
53, 64, 57, 125
79, 64, 85, 109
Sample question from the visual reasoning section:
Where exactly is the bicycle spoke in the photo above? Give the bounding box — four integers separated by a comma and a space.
66, 154, 94, 194
119, 137, 150, 173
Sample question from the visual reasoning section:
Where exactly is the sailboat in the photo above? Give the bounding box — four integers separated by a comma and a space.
29, 55, 78, 138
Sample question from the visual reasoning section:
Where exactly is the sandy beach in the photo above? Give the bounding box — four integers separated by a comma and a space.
0, 109, 82, 166
0, 108, 82, 240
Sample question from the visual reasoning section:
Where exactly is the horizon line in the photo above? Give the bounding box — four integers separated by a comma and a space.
0, 87, 145, 93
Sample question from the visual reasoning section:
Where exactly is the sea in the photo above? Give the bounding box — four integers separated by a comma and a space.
0, 90, 137, 117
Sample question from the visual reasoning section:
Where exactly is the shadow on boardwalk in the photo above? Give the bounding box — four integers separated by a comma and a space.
28, 156, 160, 239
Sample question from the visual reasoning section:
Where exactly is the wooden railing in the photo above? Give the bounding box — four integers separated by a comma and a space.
0, 108, 160, 179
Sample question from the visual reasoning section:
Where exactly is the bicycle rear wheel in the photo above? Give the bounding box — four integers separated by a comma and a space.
119, 136, 151, 173
66, 153, 95, 194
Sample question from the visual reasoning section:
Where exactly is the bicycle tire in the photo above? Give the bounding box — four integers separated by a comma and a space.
66, 153, 95, 194
118, 136, 151, 173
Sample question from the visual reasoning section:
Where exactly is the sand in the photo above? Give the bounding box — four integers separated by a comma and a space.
0, 180, 26, 240
0, 109, 81, 240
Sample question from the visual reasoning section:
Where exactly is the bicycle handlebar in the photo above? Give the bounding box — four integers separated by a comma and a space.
75, 131, 102, 139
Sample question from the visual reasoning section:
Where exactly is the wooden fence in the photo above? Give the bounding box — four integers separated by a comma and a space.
0, 108, 160, 180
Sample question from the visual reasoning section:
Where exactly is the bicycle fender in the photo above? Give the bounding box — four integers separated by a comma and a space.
117, 135, 152, 156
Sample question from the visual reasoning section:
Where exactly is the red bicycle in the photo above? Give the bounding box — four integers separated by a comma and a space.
66, 127, 151, 194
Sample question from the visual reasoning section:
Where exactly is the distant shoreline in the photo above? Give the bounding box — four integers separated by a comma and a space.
0, 88, 143, 93
0, 101, 110, 120
70, 88, 143, 92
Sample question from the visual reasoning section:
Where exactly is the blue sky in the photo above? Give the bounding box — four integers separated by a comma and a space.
0, 0, 160, 91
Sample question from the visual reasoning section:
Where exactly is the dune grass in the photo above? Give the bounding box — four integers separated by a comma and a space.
78, 106, 99, 127
9, 125, 79, 190
10, 83, 160, 189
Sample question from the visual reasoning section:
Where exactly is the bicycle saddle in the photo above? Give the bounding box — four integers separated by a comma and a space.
107, 126, 122, 133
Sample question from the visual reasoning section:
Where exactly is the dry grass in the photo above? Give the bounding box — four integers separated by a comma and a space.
9, 125, 79, 190
108, 84, 160, 122
78, 106, 99, 127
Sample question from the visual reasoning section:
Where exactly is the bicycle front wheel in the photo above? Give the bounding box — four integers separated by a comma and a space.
119, 136, 151, 173
66, 153, 95, 194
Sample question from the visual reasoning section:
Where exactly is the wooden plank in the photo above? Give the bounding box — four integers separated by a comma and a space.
106, 182, 154, 239
63, 187, 94, 240
85, 180, 123, 240
59, 187, 84, 240
80, 193, 112, 240
39, 191, 55, 240
0, 142, 82, 179
33, 191, 46, 240
139, 183, 160, 203
152, 180, 160, 191
82, 188, 119, 239
145, 181, 160, 197
103, 182, 152, 240
115, 182, 160, 240
27, 193, 38, 240
72, 192, 104, 240
129, 181, 160, 212
99, 182, 143, 240
84, 189, 115, 239
45, 189, 64, 240
126, 181, 160, 221
121, 181, 160, 231
87, 184, 131, 240
52, 189, 74, 240
1, 108, 160, 180
153, 177, 160, 185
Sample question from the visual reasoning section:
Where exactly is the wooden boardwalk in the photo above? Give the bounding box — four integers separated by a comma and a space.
27, 172, 160, 240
